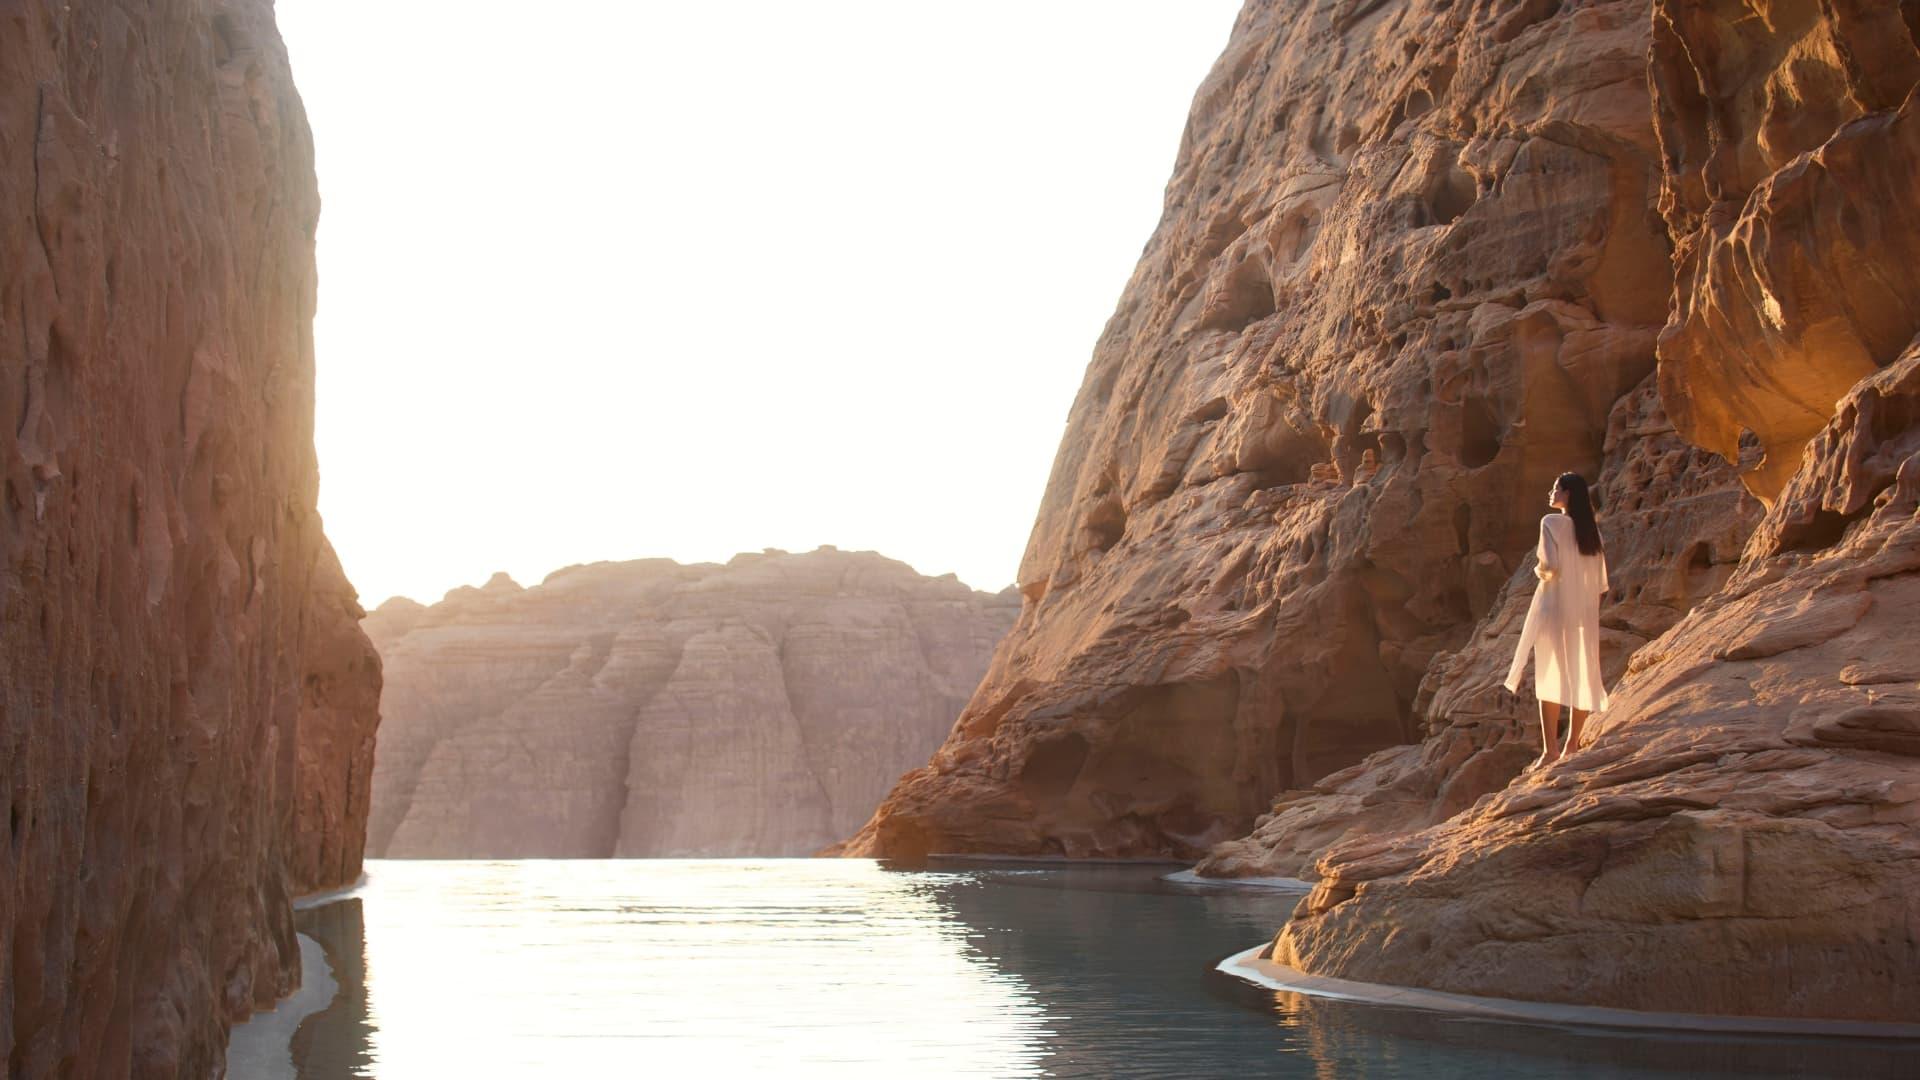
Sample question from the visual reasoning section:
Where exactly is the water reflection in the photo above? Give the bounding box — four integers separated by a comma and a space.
273, 861, 1920, 1078
290, 861, 1052, 1077
289, 900, 376, 1077
917, 864, 1294, 1078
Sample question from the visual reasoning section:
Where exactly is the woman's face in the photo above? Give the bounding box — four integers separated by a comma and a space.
1549, 480, 1567, 509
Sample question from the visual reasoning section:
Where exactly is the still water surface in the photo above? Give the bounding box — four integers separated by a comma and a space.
260, 859, 1919, 1078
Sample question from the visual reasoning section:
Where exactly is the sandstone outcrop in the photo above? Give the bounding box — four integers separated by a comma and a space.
1197, 375, 1761, 877
1275, 342, 1920, 1020
851, 0, 1920, 1019
1, 2, 380, 1076
1263, 0, 1920, 1020
845, 0, 1696, 861
1652, 0, 1920, 500
367, 548, 1017, 857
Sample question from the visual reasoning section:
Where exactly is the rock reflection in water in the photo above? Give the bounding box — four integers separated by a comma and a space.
272, 862, 1920, 1078
289, 899, 376, 1078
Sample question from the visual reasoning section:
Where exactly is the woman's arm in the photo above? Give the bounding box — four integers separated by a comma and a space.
1534, 516, 1559, 582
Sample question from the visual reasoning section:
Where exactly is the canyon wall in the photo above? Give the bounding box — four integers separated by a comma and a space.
1277, 341, 1920, 1019
843, 0, 1728, 861
1, 1, 381, 1077
844, 0, 1917, 1020
1274, 0, 1920, 1020
367, 548, 1017, 857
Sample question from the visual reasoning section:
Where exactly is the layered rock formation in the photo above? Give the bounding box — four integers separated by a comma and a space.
1269, 0, 1920, 1020
1199, 374, 1760, 877
1277, 342, 1920, 1019
367, 548, 1017, 857
850, 0, 1920, 1018
1, 2, 380, 1076
845, 0, 1707, 861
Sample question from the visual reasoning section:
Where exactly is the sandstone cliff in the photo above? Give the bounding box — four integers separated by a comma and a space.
849, 0, 1920, 1022
1277, 341, 1920, 1020
366, 548, 1017, 857
1, 2, 381, 1076
1272, 0, 1920, 1020
846, 0, 1710, 861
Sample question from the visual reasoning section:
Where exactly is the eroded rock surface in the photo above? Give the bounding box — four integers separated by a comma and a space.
845, 0, 1685, 861
1265, 0, 1920, 1020
1275, 343, 1920, 1020
846, 0, 1918, 1019
1198, 376, 1760, 877
1653, 0, 1920, 499
367, 548, 1017, 857
0, 2, 380, 1075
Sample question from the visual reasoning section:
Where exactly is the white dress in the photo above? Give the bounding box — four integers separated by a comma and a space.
1503, 512, 1610, 712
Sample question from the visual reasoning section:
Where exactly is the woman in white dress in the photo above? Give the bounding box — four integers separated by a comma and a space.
1504, 471, 1609, 770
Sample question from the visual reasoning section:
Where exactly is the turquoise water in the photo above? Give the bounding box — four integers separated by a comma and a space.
257, 859, 1920, 1077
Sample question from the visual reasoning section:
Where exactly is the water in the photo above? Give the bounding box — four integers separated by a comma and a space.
257, 859, 1920, 1078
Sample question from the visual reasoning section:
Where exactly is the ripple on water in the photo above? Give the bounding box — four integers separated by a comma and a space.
261, 860, 1920, 1079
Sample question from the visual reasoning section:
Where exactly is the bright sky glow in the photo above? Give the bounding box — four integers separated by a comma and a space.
276, 1, 1240, 606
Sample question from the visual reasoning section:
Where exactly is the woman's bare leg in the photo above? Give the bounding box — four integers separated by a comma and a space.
1533, 700, 1563, 769
1565, 708, 1590, 754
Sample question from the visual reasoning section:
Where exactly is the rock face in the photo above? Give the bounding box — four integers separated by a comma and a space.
1276, 342, 1920, 1020
1652, 0, 1920, 500
850, 0, 1920, 1019
1, 3, 381, 1077
366, 548, 1018, 857
1269, 0, 1920, 1022
1196, 374, 1761, 877
844, 0, 1694, 861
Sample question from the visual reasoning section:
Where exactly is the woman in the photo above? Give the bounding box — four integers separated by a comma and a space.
1504, 472, 1609, 769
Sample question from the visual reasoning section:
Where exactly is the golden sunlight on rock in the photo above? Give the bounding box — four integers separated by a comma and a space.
0, 3, 379, 1074
367, 548, 1017, 857
848, 0, 1920, 1023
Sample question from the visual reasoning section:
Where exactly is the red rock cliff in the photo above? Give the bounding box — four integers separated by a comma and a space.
844, 0, 1707, 861
1274, 0, 1920, 1021
1, 1, 380, 1075
849, 0, 1919, 1021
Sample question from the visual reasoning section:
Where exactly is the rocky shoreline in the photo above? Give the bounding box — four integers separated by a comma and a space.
847, 0, 1920, 1021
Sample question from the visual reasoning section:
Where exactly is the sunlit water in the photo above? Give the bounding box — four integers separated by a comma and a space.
257, 859, 1920, 1078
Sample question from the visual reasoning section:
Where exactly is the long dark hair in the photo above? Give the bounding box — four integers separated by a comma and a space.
1556, 472, 1603, 556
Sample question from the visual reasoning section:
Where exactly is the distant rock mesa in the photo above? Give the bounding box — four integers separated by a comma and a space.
367, 548, 1017, 857
1, 2, 381, 1076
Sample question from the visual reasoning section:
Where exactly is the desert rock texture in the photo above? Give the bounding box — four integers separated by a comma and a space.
850, 0, 1920, 1019
1274, 0, 1920, 1020
1, 2, 380, 1077
846, 0, 1723, 861
367, 548, 1017, 857
1277, 343, 1920, 1020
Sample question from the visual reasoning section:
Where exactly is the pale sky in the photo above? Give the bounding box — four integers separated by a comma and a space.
276, 1, 1241, 607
